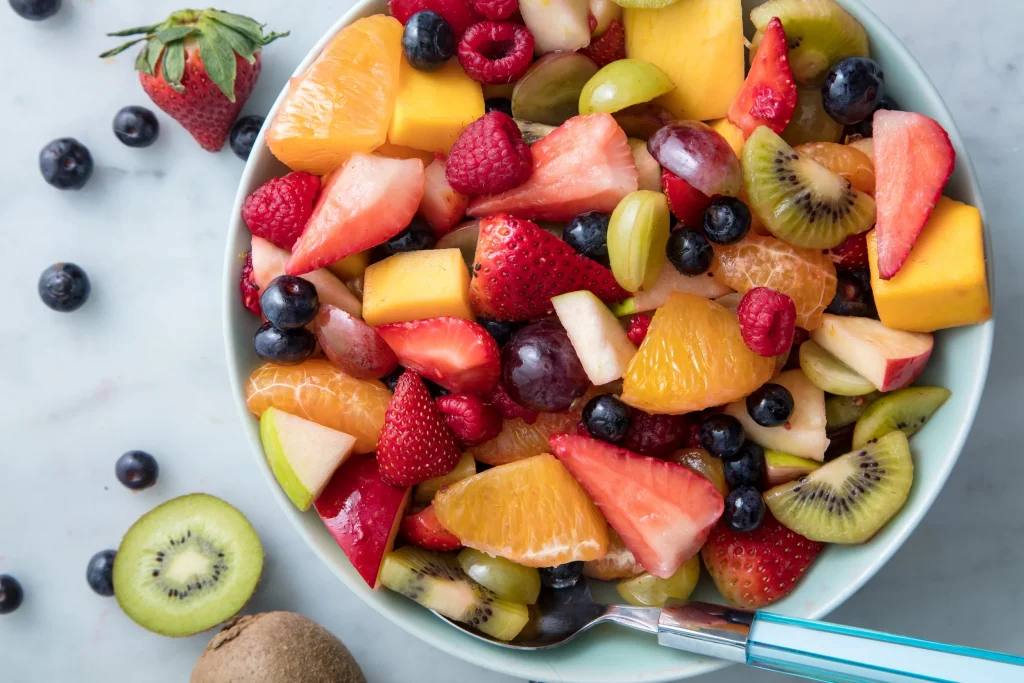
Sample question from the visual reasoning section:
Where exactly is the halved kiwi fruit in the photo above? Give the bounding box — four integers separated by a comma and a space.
743, 126, 876, 249
782, 87, 845, 147
800, 340, 876, 396
852, 387, 952, 449
380, 546, 529, 641
113, 494, 263, 637
764, 430, 913, 544
826, 391, 882, 430
750, 0, 870, 85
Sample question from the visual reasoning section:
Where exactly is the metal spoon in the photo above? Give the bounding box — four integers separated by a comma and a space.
439, 579, 1024, 682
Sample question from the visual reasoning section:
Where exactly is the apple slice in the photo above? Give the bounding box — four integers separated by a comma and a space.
251, 235, 361, 318
610, 262, 734, 316
810, 314, 934, 392
552, 290, 638, 385
765, 450, 821, 487
315, 453, 410, 588
519, 0, 591, 54
724, 369, 830, 461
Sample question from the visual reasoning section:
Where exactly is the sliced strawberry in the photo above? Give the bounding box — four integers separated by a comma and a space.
376, 317, 501, 395
580, 19, 625, 68
401, 505, 463, 551
240, 251, 261, 316
377, 370, 462, 487
419, 156, 470, 238
661, 170, 712, 228
828, 232, 870, 270
549, 434, 724, 579
728, 17, 796, 137
471, 214, 629, 320
287, 153, 426, 276
873, 110, 956, 279
701, 513, 824, 609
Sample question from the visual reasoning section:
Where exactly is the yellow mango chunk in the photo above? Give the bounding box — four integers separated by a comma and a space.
867, 197, 991, 332
707, 118, 745, 158
363, 249, 474, 326
327, 251, 371, 281
623, 0, 743, 121
388, 58, 485, 154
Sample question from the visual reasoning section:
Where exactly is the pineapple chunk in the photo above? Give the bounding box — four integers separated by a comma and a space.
363, 249, 474, 326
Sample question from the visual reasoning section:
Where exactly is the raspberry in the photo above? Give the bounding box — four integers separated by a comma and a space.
626, 313, 652, 346
446, 111, 533, 195
620, 408, 689, 457
239, 251, 261, 316
241, 172, 321, 250
389, 0, 483, 37
488, 382, 538, 424
580, 19, 625, 68
737, 287, 797, 357
457, 21, 534, 85
468, 0, 517, 20
828, 232, 870, 270
436, 393, 503, 447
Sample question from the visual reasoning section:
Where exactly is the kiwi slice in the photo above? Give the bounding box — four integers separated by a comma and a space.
743, 126, 876, 249
457, 548, 541, 605
750, 0, 870, 85
782, 87, 845, 147
113, 494, 263, 637
764, 431, 913, 544
826, 391, 882, 429
852, 387, 951, 449
380, 547, 529, 641
765, 450, 822, 487
800, 340, 876, 396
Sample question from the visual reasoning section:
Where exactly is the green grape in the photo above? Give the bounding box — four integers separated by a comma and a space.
579, 59, 674, 115
457, 548, 541, 605
607, 190, 671, 292
782, 87, 845, 147
616, 555, 700, 607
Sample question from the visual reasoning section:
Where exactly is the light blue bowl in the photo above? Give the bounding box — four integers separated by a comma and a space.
223, 1, 994, 680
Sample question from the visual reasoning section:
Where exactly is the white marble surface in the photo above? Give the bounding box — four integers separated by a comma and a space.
1, 1, 1022, 681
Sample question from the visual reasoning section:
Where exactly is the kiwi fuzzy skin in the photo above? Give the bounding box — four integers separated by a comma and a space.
190, 612, 366, 683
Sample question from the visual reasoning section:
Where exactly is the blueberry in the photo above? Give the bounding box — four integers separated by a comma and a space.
253, 322, 317, 364
485, 98, 514, 117
582, 395, 631, 444
826, 270, 876, 317
746, 383, 795, 428
700, 414, 745, 459
115, 450, 159, 491
230, 115, 265, 160
702, 197, 751, 245
381, 367, 404, 392
260, 276, 319, 329
723, 486, 765, 532
40, 138, 93, 190
423, 378, 449, 398
375, 218, 436, 259
86, 550, 116, 597
851, 95, 900, 138
9, 0, 60, 20
722, 442, 765, 489
821, 57, 885, 126
401, 11, 455, 71
478, 318, 520, 347
563, 212, 611, 267
666, 228, 713, 276
113, 106, 159, 148
38, 263, 90, 312
0, 575, 24, 614
539, 562, 583, 589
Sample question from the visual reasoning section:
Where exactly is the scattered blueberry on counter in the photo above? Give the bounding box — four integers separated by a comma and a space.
86, 550, 117, 597
40, 138, 93, 190
230, 115, 266, 161
38, 263, 90, 312
115, 451, 160, 491
113, 106, 160, 148
0, 575, 24, 614
9, 0, 60, 21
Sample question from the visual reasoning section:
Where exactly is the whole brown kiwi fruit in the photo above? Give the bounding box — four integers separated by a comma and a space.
190, 612, 366, 683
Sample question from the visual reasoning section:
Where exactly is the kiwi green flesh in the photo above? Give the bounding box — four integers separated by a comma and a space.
113, 494, 263, 637
380, 547, 529, 641
751, 0, 870, 85
765, 450, 822, 487
765, 431, 913, 544
782, 87, 845, 147
853, 387, 952, 449
826, 391, 882, 429
743, 126, 876, 249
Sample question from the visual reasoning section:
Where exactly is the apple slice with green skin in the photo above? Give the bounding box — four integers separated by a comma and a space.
251, 235, 361, 318
552, 290, 637, 385
765, 450, 822, 487
610, 263, 734, 316
260, 407, 357, 511
810, 315, 934, 392
724, 369, 830, 461
519, 0, 591, 54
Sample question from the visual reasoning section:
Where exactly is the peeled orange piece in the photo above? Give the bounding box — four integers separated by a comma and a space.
267, 15, 403, 175
467, 412, 580, 466
245, 359, 392, 454
434, 454, 609, 567
795, 142, 875, 195
621, 292, 775, 414
711, 234, 838, 330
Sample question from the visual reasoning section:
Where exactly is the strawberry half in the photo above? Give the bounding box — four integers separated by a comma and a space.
873, 110, 956, 279
549, 434, 724, 579
401, 505, 463, 551
376, 317, 500, 395
701, 513, 824, 609
471, 214, 629, 320
727, 17, 796, 138
828, 232, 870, 270
661, 170, 712, 228
377, 370, 462, 487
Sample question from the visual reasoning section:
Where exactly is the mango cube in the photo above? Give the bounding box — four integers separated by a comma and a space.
707, 118, 745, 158
387, 58, 484, 154
867, 197, 991, 332
363, 249, 474, 326
623, 0, 743, 121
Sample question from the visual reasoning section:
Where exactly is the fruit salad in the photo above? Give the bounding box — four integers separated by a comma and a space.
238, 0, 990, 641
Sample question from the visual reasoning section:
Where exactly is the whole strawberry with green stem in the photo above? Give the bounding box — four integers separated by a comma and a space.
100, 9, 287, 152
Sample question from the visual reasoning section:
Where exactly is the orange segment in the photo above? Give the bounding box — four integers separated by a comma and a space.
245, 359, 392, 454
711, 234, 838, 330
621, 292, 775, 414
795, 142, 875, 195
434, 454, 609, 567
267, 15, 403, 175
467, 412, 580, 466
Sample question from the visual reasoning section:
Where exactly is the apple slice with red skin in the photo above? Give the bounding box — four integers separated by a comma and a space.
810, 314, 933, 392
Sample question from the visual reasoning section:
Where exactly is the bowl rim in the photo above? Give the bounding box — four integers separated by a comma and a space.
222, 1, 995, 680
